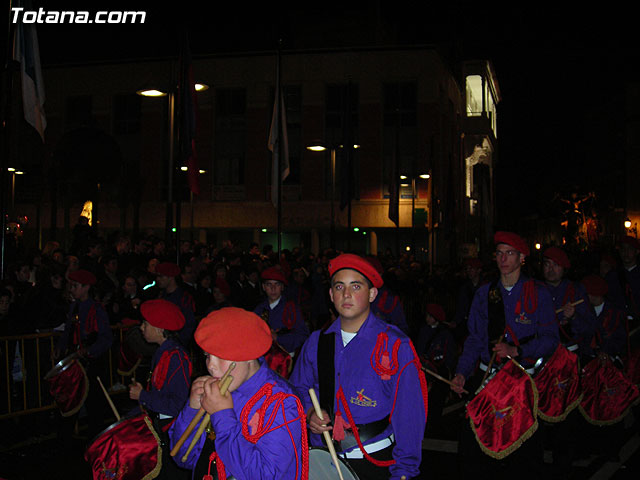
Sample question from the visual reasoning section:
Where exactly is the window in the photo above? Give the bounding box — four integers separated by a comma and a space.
113, 94, 141, 134
466, 75, 483, 117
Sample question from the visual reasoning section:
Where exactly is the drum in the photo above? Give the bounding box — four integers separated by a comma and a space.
44, 353, 89, 417
533, 343, 581, 422
84, 413, 161, 480
308, 448, 359, 480
466, 359, 539, 459
579, 357, 640, 425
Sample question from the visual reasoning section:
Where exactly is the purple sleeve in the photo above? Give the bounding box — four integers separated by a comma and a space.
211, 396, 305, 480
388, 341, 427, 480
567, 284, 597, 342
168, 405, 205, 470
455, 287, 489, 379
288, 331, 320, 415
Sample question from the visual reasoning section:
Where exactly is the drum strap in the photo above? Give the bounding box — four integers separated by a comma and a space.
487, 279, 506, 349
318, 328, 335, 418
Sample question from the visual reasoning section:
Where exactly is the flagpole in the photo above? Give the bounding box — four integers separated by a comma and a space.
276, 44, 282, 257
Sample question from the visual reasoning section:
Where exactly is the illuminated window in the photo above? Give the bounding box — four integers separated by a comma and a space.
466, 75, 483, 117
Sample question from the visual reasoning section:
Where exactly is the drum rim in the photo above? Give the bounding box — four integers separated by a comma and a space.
44, 352, 78, 380
86, 413, 149, 451
308, 446, 360, 479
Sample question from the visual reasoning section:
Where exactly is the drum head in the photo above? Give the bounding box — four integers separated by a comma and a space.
309, 447, 359, 480
44, 352, 78, 380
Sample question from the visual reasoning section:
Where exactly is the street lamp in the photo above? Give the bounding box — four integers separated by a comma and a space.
306, 142, 360, 250
401, 172, 430, 254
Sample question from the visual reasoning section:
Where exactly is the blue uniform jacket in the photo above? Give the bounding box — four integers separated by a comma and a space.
416, 324, 457, 374
456, 275, 559, 379
254, 298, 309, 353
594, 301, 627, 357
545, 279, 596, 353
139, 338, 191, 417
290, 311, 426, 480
169, 361, 305, 480
606, 267, 640, 319
57, 299, 113, 358
164, 287, 196, 347
371, 286, 409, 334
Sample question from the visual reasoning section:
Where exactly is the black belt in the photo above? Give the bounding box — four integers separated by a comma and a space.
339, 415, 390, 451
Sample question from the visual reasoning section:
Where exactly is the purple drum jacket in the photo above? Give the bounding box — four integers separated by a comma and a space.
544, 279, 596, 354
254, 297, 309, 353
456, 275, 559, 379
139, 338, 191, 418
289, 311, 426, 480
169, 361, 306, 480
370, 286, 410, 334
594, 301, 627, 358
57, 299, 113, 358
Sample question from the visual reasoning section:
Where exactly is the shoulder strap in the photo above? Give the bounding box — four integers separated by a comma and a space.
487, 279, 506, 348
317, 328, 335, 418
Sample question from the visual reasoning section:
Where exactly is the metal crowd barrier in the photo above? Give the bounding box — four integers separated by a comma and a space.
0, 325, 131, 420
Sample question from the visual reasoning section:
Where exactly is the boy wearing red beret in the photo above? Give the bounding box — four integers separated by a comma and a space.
290, 253, 428, 480
169, 307, 308, 480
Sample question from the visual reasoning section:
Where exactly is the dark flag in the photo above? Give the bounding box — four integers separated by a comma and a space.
178, 33, 199, 195
268, 52, 289, 208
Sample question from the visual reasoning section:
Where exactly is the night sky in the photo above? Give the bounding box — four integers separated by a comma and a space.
5, 1, 638, 225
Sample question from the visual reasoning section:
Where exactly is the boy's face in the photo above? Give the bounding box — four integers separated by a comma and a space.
205, 353, 250, 393
329, 269, 377, 321
262, 280, 284, 303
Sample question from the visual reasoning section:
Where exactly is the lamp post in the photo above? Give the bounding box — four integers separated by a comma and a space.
307, 142, 360, 250
401, 172, 430, 256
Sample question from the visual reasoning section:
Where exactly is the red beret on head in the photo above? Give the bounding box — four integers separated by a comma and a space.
156, 262, 181, 277
494, 231, 530, 256
261, 266, 288, 285
543, 246, 571, 269
195, 307, 272, 361
328, 253, 384, 288
141, 299, 185, 331
464, 258, 483, 269
365, 256, 384, 275
426, 303, 446, 324
619, 235, 640, 251
68, 269, 97, 286
581, 274, 608, 297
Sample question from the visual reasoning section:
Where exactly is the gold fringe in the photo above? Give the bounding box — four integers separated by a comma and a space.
60, 361, 90, 418
142, 415, 163, 480
578, 395, 640, 426
538, 393, 583, 423
469, 359, 540, 460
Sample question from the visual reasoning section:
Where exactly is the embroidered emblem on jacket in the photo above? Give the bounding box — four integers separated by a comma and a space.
515, 314, 531, 325
350, 388, 377, 407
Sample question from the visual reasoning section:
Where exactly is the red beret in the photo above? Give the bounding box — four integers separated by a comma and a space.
195, 307, 272, 361
464, 258, 483, 269
494, 231, 530, 256
156, 262, 181, 277
328, 253, 384, 288
581, 274, 608, 297
140, 299, 185, 331
365, 256, 384, 274
261, 266, 288, 285
68, 269, 97, 286
543, 247, 571, 269
426, 303, 446, 324
619, 235, 640, 251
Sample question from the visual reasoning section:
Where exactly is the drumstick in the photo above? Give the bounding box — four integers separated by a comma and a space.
421, 366, 468, 394
555, 298, 584, 313
170, 361, 236, 457
96, 376, 121, 421
309, 388, 345, 480
181, 374, 234, 462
